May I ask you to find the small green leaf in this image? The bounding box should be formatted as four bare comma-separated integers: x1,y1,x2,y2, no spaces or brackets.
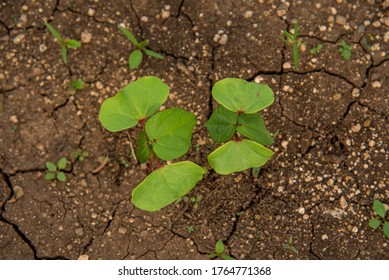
136,130,150,163
291,246,299,256
57,157,67,170
45,22,63,42
212,78,274,114
205,106,238,143
99,76,169,132
145,108,196,160
45,172,56,180
61,46,68,64
383,221,389,239
118,25,139,46
129,49,143,70
57,172,66,182
293,20,299,40
373,200,386,219
131,161,205,211
215,240,225,255
70,79,84,90
65,39,81,48
237,113,274,145
46,162,57,172
369,218,381,229
339,40,352,60
208,139,274,175
221,254,235,260
144,49,164,59
293,44,299,69
209,253,218,259
310,44,323,54
138,40,149,49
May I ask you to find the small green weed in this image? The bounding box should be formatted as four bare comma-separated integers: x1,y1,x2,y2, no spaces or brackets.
309,43,323,55
187,225,195,234
338,40,352,60
45,22,81,64
45,157,67,182
369,200,389,239
118,25,164,70
209,240,235,260
283,236,299,256
69,79,84,91
71,149,89,162
280,20,305,69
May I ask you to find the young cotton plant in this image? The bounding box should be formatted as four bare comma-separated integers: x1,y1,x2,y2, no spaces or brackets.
205,78,275,175
45,22,81,64
118,25,164,70
99,76,204,212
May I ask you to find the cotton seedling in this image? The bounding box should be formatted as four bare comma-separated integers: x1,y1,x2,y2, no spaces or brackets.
45,22,81,64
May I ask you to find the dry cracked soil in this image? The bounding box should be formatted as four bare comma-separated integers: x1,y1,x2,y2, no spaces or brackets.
0,0,388,260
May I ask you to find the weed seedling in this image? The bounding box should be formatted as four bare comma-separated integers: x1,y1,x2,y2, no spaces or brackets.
118,25,164,70
338,40,352,60
209,240,235,260
369,200,389,239
71,149,89,162
45,157,67,182
187,225,195,234
280,20,305,69
68,79,84,91
44,22,81,64
99,76,204,212
283,236,299,256
309,43,323,55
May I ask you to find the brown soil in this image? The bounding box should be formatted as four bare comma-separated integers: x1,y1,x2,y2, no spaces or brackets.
0,0,388,260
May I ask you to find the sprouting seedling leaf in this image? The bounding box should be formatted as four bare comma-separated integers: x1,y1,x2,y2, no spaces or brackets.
215,240,225,255
46,162,57,172
384,222,389,239
373,200,385,219
99,76,169,132
45,157,67,182
210,240,235,260
57,172,66,182
369,200,389,239
131,161,204,211
283,236,299,256
69,79,84,90
310,43,323,54
369,218,381,229
57,157,67,170
118,25,164,70
45,22,63,42
339,40,352,60
65,39,81,49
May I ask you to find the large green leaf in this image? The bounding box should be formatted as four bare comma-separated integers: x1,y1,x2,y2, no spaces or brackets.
212,78,274,114
205,106,238,142
132,161,205,211
146,108,196,160
208,139,274,174
99,76,169,132
136,130,150,163
237,113,274,146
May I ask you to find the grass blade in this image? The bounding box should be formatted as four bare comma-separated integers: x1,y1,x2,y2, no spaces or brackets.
45,22,63,42
144,49,164,59
65,39,81,48
293,44,299,69
61,46,68,64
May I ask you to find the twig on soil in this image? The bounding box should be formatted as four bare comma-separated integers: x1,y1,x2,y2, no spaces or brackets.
91,157,110,174
126,131,138,162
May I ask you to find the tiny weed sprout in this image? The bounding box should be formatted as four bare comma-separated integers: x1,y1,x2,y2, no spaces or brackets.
205,78,275,175
209,240,235,260
71,149,89,162
283,236,299,256
369,200,389,239
338,40,352,60
118,25,164,70
186,225,195,234
280,20,305,69
99,76,204,212
44,22,81,64
309,43,323,55
45,157,67,182
69,79,84,91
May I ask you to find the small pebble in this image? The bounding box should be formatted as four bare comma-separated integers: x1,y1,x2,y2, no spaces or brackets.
283,62,291,69
339,196,348,209
78,255,89,260
10,115,18,123
13,34,25,44
371,80,381,88
244,10,253,18
335,15,347,25
75,228,84,236
81,31,92,43
13,186,24,200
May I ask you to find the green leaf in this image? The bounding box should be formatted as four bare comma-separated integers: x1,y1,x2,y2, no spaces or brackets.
209,253,218,259
205,106,238,143
251,167,261,177
237,113,274,145
57,157,67,170
373,200,386,219
44,172,56,180
310,44,323,54
208,139,274,175
45,162,57,172
291,246,299,256
70,79,84,90
145,108,196,160
131,161,205,211
144,49,164,59
61,46,68,64
138,40,149,49
212,78,274,114
369,218,381,229
45,22,63,42
65,39,81,48
136,130,150,163
99,76,169,132
118,25,139,46
221,254,236,260
293,44,299,69
215,240,224,255
57,172,66,182
293,20,299,40
383,222,389,239
129,49,143,70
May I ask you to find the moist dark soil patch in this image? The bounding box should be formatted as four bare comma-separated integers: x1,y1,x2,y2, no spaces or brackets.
0,0,388,260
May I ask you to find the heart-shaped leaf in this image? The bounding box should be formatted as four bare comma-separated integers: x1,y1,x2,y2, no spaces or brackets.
205,106,238,142
99,76,169,132
369,218,381,229
129,49,143,70
212,78,274,114
146,108,196,160
237,113,274,145
373,200,386,219
208,139,274,174
132,161,205,211
136,130,150,163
